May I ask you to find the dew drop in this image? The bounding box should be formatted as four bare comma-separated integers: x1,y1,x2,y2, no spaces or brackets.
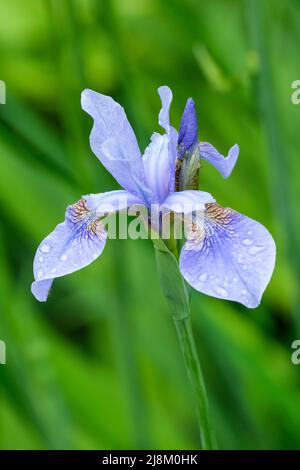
242,265,247,270
214,286,228,298
38,256,44,263
247,230,253,235
51,267,57,274
199,273,208,282
60,254,67,261
41,244,50,253
248,246,265,255
242,289,247,295
37,270,43,279
242,238,253,246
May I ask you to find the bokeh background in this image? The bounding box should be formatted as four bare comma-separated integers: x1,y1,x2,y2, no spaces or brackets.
0,0,299,450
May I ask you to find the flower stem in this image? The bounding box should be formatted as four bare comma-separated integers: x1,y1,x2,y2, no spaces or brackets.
154,239,216,449
173,315,215,450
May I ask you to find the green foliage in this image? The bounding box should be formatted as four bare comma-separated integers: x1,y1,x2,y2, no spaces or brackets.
0,0,299,449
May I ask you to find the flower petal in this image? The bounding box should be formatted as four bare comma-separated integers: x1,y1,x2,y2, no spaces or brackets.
199,142,239,178
81,89,150,201
178,98,198,158
83,190,144,214
143,132,170,203
31,190,140,302
158,85,172,132
179,203,276,308
162,190,215,214
157,86,178,192
31,220,107,302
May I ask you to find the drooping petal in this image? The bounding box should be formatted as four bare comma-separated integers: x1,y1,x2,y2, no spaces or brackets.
31,221,107,302
179,203,276,308
143,133,170,203
81,89,150,202
31,190,141,302
157,86,178,192
162,190,215,214
199,142,239,178
178,98,198,159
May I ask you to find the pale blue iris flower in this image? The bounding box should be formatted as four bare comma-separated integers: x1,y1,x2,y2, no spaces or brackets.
31,86,275,308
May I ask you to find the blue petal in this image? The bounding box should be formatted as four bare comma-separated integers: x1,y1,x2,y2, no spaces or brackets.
199,142,239,178
157,86,178,192
179,203,276,308
81,89,151,202
31,217,107,302
143,133,170,203
178,98,198,158
31,279,54,303
31,190,140,302
158,86,172,132
162,190,215,214
83,190,144,213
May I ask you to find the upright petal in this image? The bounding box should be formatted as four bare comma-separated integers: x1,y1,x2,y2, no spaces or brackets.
199,142,239,178
178,98,198,158
158,85,172,132
157,86,178,192
179,203,276,308
31,190,141,302
81,89,150,202
143,132,170,203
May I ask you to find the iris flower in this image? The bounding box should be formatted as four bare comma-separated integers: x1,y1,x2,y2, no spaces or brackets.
31,86,275,308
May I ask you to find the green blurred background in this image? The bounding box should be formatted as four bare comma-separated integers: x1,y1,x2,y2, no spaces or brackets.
0,0,299,450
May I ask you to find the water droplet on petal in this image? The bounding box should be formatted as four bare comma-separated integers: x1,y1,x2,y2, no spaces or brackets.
214,286,228,298
51,267,57,274
199,273,208,282
248,246,265,255
242,289,247,295
242,265,247,270
41,243,50,253
37,270,43,279
247,230,253,235
233,277,238,282
242,238,253,246
38,256,44,263
60,254,68,261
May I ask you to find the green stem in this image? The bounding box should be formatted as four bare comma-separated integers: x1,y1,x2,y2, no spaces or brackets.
154,239,216,449
174,316,215,450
